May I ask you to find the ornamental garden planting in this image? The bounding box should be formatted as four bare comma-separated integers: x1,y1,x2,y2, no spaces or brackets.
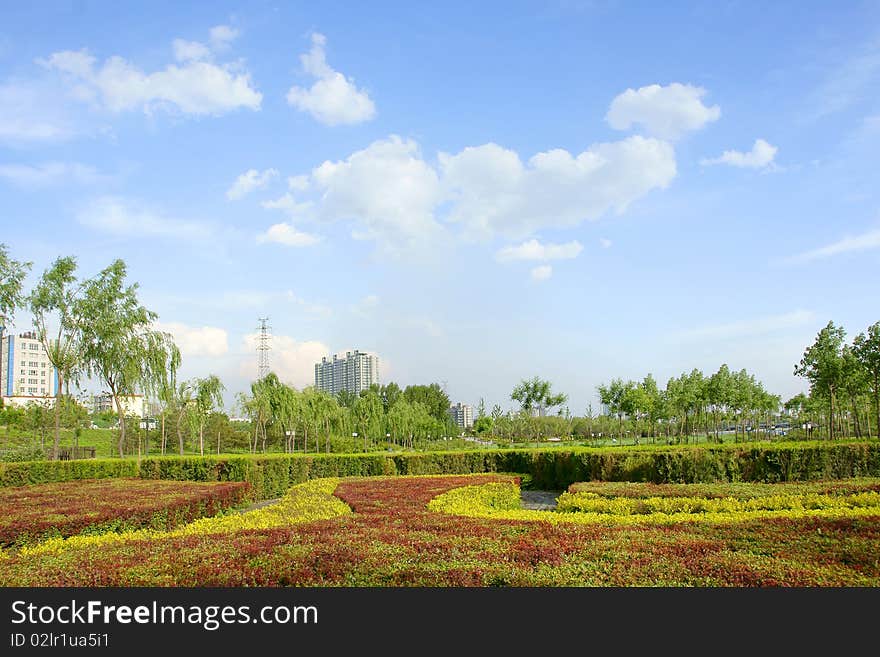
1,443,879,586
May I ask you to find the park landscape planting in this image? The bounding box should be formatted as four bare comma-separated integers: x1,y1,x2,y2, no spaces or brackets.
0,442,878,586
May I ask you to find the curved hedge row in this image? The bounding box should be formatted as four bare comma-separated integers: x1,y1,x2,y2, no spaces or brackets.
1,440,878,498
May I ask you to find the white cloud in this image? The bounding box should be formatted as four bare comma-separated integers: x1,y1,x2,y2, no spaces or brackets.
785,227,880,264
261,193,314,217
675,310,816,340
41,43,261,116
308,135,445,252
77,196,212,240
599,238,612,249
0,80,76,142
0,161,108,187
530,265,553,281
281,132,676,254
606,82,721,140
288,175,310,191
240,333,330,389
209,25,239,50
701,138,778,169
226,168,278,200
155,321,228,357
172,39,211,63
256,222,321,247
286,33,376,126
807,43,880,120
495,239,583,262
440,136,676,239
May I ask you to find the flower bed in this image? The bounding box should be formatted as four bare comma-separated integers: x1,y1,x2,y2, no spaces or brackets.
0,474,878,586
567,478,880,499
0,478,251,547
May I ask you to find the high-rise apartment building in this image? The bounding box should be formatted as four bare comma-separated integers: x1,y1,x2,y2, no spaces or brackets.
1,330,58,406
449,402,473,430
314,350,379,396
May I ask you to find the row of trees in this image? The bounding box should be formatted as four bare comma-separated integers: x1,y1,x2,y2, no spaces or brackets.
794,320,880,440
0,245,181,459
236,377,459,453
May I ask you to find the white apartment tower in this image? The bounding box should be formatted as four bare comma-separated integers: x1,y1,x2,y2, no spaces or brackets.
314,350,379,396
449,402,474,430
1,330,58,405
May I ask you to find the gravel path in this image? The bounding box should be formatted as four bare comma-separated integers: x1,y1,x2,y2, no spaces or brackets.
520,490,560,510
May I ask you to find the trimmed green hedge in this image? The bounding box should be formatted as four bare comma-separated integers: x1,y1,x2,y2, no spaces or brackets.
1,441,878,497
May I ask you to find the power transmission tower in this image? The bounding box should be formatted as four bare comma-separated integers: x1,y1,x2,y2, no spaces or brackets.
257,317,271,380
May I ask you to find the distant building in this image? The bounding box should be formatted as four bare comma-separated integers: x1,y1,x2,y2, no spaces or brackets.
314,350,379,397
1,329,58,406
92,393,145,418
449,402,474,430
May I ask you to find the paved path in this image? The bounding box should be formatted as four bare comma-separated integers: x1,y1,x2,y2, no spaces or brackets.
520,490,560,510
235,498,280,514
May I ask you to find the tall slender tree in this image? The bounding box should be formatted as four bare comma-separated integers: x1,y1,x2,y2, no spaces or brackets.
853,322,880,438
74,260,180,458
795,321,846,439
28,256,83,459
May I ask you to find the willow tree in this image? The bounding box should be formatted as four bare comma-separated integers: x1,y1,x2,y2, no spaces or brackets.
74,260,180,458
28,256,83,459
190,375,224,456
0,243,32,332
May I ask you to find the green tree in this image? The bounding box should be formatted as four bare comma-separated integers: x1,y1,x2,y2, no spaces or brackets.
74,260,181,458
0,243,32,330
512,376,568,416
28,256,84,459
853,322,880,438
794,321,846,439
191,375,225,456
473,415,493,435
402,383,450,423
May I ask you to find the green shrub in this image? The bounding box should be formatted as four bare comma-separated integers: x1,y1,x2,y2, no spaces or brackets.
1,441,878,493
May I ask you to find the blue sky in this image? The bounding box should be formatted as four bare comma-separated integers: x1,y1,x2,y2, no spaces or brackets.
2,0,879,413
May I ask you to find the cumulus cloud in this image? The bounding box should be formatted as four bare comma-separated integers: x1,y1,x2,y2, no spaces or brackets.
440,136,677,239
275,132,676,254
226,168,278,200
209,25,239,50
530,265,553,281
0,161,109,187
606,82,721,140
701,138,778,169
155,321,229,357
172,39,211,63
308,135,445,251
286,33,376,125
40,40,261,116
784,227,880,264
241,333,331,389
256,222,321,247
495,239,583,262
77,196,212,240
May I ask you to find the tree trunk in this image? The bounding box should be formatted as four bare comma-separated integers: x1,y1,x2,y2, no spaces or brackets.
52,372,63,460
199,424,204,456
113,392,126,459
177,410,185,455
161,413,166,455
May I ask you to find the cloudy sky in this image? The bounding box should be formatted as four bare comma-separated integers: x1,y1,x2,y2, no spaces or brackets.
2,1,879,413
